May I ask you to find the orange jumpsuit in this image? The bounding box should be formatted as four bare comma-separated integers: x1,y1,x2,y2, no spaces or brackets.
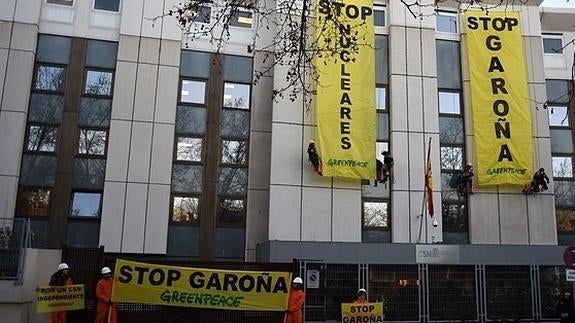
353,298,368,304
94,277,117,323
51,277,72,323
286,288,305,323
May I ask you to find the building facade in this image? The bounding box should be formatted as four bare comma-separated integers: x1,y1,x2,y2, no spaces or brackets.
1,0,575,321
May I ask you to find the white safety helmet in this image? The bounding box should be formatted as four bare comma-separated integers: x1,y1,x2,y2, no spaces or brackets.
57,263,69,271
101,267,112,275
293,277,303,284
358,288,367,295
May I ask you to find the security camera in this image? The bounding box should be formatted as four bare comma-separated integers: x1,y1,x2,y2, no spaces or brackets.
432,218,439,228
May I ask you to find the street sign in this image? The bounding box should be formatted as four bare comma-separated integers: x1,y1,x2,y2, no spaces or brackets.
566,269,575,282
306,269,320,289
564,246,575,269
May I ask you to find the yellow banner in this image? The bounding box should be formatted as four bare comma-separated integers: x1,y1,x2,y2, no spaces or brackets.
315,0,376,179
111,259,291,311
35,284,84,313
341,303,384,323
465,11,533,185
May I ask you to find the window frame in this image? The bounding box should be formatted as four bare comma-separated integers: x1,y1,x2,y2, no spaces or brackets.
362,199,390,230
82,68,115,98
33,63,67,94
174,135,204,163
222,81,252,110
77,127,108,157
438,90,462,116
552,155,574,180
220,138,249,166
68,190,103,218
228,7,254,29
542,33,564,54
46,0,74,6
24,123,59,154
547,105,570,128
170,194,201,225
373,3,387,29
179,77,208,106
92,0,121,13
16,186,53,218
435,10,459,34
216,197,246,227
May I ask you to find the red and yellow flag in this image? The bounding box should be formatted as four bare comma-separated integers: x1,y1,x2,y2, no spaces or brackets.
425,139,434,217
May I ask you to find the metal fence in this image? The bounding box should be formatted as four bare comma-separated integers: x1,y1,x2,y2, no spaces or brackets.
299,261,568,322
0,217,28,280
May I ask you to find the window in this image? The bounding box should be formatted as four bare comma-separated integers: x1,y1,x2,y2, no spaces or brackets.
218,199,244,224
548,106,569,127
553,156,573,178
17,188,51,217
557,209,575,232
172,196,200,223
229,9,253,28
218,168,248,195
78,129,107,155
436,41,461,89
94,0,120,12
441,146,463,170
172,164,203,193
221,140,247,164
35,65,65,92
47,0,73,6
194,6,212,24
376,87,386,110
223,83,251,109
26,125,57,152
439,91,461,114
70,192,101,217
176,137,203,162
436,12,458,33
363,201,389,228
84,70,113,96
374,4,386,27
442,203,466,231
181,80,206,104
221,109,250,138
543,34,563,54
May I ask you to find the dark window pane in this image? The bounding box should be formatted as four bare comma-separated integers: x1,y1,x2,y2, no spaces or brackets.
429,266,476,321
86,40,118,69
441,146,463,170
172,196,200,223
443,232,469,244
167,225,199,257
374,6,385,27
439,92,461,114
441,172,459,202
442,202,467,231
546,79,569,104
79,129,107,155
37,35,71,64
436,14,458,33
557,209,575,232
20,155,57,186
543,37,563,54
15,219,49,248
221,140,247,164
437,40,461,89
17,188,51,217
35,66,65,91
66,221,99,247
553,157,573,178
29,94,64,124
215,227,245,258
375,87,386,110
72,158,106,189
229,10,253,28
94,0,120,11
555,180,575,207
548,106,569,126
218,199,244,224
172,164,203,193
362,230,391,242
223,83,250,109
84,70,113,96
439,117,464,144
180,51,211,78
47,0,74,6
194,6,212,24
218,167,247,195
181,80,206,104
550,129,574,154
78,98,112,127
377,112,389,141
176,137,202,161
485,266,532,320
176,106,206,135
375,35,388,84
363,201,388,228
224,55,253,83
70,192,101,217
221,109,249,138
26,125,57,152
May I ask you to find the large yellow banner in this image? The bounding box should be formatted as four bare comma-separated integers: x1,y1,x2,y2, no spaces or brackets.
341,303,384,322
465,11,533,185
111,259,291,311
35,284,84,313
315,0,376,179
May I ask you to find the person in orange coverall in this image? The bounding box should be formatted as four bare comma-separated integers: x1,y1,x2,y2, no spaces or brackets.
353,288,368,304
285,277,305,323
49,263,73,323
94,267,117,323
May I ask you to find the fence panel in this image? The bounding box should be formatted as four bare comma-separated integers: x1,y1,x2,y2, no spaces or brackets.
428,265,478,322
368,264,420,321
539,265,568,320
485,265,533,321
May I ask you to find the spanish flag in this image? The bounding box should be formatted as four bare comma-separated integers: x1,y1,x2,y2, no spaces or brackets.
425,138,434,217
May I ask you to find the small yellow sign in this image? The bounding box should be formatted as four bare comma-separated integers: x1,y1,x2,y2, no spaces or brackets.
111,259,291,311
35,284,85,313
341,302,384,323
